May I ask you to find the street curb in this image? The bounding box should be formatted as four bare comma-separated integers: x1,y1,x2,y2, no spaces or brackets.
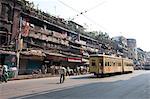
8,74,59,81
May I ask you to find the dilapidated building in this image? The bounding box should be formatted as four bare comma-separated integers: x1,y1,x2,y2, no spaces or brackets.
0,0,134,75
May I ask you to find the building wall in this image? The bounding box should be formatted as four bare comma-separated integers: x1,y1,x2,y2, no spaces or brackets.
137,48,146,66
145,52,150,64
112,36,128,58
127,39,137,62
11,3,21,42
0,0,12,46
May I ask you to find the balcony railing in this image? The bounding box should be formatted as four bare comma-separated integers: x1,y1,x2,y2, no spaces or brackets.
28,28,69,46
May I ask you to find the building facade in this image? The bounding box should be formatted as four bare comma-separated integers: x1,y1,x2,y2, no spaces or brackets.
0,0,22,70
127,39,138,64
0,0,104,75
112,36,128,58
1,0,142,75
137,48,146,66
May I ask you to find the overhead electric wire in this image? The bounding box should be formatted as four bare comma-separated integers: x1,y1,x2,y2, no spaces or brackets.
57,0,79,13
73,0,106,19
87,1,106,12
57,0,109,31
58,0,106,21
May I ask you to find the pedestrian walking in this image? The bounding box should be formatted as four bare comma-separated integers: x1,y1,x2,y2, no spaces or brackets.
59,66,66,84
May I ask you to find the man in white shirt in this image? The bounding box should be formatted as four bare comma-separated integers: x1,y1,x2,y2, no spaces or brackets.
59,66,66,83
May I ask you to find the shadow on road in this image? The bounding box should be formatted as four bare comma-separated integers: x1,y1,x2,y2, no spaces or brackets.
47,82,60,84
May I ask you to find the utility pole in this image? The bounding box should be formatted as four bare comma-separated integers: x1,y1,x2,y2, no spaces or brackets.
16,17,22,77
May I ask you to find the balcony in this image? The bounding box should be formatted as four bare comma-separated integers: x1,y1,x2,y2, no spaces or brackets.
75,40,86,45
29,28,69,45
52,31,68,41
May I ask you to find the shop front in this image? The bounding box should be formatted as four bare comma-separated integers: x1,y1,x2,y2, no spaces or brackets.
0,50,16,68
19,50,45,74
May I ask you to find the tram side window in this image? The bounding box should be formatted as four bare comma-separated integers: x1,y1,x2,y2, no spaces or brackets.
126,63,128,66
128,63,131,66
109,62,112,66
127,63,133,67
91,60,96,66
105,62,107,66
109,62,110,66
105,62,110,66
113,62,116,66
125,63,127,66
118,63,121,66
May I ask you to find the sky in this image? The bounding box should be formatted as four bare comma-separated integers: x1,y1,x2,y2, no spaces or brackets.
28,0,150,51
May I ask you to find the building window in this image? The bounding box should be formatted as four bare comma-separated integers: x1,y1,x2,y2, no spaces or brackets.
0,27,8,46
113,62,116,66
0,35,7,45
0,3,12,21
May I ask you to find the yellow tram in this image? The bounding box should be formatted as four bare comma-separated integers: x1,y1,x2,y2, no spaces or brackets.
89,54,134,76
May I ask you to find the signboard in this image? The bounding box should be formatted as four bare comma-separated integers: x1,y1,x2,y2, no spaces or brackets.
68,58,82,62
46,55,67,61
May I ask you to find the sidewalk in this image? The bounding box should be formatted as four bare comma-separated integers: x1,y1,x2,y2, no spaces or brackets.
8,73,89,81
8,73,59,81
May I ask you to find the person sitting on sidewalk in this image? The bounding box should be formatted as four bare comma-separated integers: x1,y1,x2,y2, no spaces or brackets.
1,65,8,83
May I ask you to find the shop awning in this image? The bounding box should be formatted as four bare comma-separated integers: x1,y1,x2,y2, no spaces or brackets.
21,50,46,57
60,51,82,57
0,50,16,55
44,52,66,57
44,52,67,61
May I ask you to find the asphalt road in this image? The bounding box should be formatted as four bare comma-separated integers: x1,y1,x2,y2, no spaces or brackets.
1,70,150,99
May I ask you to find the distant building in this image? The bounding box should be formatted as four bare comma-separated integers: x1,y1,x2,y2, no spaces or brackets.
112,36,128,58
145,52,150,64
127,39,137,64
142,51,150,70
137,48,146,66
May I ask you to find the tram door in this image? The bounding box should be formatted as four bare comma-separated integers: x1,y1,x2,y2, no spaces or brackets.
98,57,103,73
